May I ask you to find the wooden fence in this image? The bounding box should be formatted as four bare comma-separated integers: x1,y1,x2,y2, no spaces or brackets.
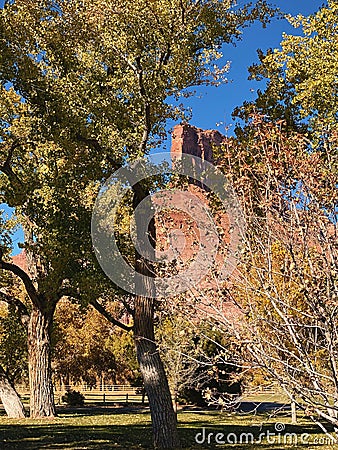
16,384,147,406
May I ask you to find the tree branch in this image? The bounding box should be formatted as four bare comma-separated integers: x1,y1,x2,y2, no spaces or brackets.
57,285,81,301
76,135,123,173
118,296,134,317
0,289,29,328
0,256,40,308
90,298,133,332
0,140,23,185
76,134,103,153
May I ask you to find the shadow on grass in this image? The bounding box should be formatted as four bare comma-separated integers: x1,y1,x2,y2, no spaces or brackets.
180,416,330,449
0,422,152,449
0,410,334,449
56,404,150,416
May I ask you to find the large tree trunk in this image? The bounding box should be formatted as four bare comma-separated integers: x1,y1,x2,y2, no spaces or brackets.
134,296,181,449
0,365,26,418
133,182,180,449
28,306,56,418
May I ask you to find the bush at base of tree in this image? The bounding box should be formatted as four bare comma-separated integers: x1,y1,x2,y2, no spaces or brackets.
61,390,85,407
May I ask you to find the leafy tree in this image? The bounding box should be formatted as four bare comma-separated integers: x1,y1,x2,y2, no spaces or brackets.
0,77,122,419
0,95,92,418
157,308,242,410
157,313,203,410
53,299,139,387
106,327,141,386
0,0,274,446
234,0,338,144
0,302,28,385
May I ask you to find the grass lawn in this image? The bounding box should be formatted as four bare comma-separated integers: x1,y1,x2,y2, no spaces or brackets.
0,406,336,449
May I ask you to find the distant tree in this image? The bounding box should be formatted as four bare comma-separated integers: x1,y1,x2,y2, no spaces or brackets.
0,215,26,417
52,299,139,387
106,327,141,386
0,302,28,385
157,309,242,410
157,313,203,411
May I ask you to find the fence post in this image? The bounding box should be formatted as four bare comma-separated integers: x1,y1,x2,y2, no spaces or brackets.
291,401,297,424
103,393,106,404
126,393,129,404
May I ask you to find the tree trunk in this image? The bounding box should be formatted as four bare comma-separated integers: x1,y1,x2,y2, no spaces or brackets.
133,181,180,449
0,365,26,418
134,295,181,449
28,306,56,418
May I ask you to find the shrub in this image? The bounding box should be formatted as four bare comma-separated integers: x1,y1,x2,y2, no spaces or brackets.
61,390,85,407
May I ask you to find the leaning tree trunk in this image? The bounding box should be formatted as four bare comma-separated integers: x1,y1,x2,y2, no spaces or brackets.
134,295,181,449
133,182,180,449
28,305,56,418
0,365,26,418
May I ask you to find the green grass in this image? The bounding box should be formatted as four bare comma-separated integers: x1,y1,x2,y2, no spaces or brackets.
241,393,288,404
0,407,336,449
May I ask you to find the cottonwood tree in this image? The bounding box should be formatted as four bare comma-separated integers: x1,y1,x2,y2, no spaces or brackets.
0,0,274,446
0,84,115,417
206,117,338,439
234,0,338,141
53,299,139,387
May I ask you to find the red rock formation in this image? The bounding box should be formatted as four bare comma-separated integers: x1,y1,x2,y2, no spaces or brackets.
165,124,241,321
12,250,28,273
171,123,226,163
153,123,234,303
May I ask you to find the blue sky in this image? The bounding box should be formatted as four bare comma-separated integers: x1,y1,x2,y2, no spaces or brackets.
183,0,324,133
0,0,327,253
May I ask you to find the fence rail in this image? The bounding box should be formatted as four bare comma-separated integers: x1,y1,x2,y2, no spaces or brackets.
16,384,139,393
15,384,147,406
61,384,141,393
55,391,146,405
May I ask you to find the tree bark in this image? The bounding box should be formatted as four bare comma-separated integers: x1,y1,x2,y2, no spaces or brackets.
133,181,180,449
28,305,56,418
134,296,181,449
0,365,26,418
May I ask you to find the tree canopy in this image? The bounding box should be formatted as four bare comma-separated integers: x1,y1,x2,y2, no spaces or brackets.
235,0,338,142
